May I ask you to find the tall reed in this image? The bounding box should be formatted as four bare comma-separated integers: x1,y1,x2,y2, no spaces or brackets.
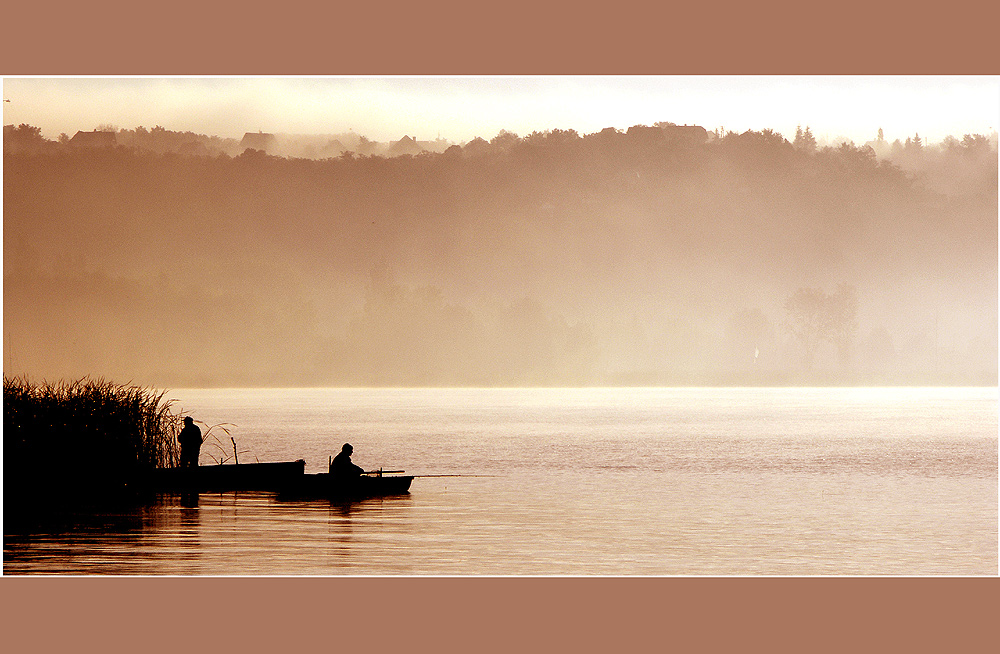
4,376,182,521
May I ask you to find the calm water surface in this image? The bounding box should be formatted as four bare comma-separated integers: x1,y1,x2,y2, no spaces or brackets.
4,387,997,575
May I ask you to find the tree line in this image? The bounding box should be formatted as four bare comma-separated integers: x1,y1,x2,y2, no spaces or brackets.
4,120,996,386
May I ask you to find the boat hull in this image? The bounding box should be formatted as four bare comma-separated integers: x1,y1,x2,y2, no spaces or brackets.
147,460,306,493
278,473,413,501
143,461,412,500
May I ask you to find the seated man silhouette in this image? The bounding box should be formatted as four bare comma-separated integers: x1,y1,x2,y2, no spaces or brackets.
330,443,364,479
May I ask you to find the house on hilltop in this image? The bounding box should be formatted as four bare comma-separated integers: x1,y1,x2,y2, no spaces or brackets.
388,135,424,156
317,139,347,158
240,131,276,153
386,135,450,157
70,130,117,148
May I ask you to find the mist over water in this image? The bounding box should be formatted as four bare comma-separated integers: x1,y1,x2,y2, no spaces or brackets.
4,123,996,388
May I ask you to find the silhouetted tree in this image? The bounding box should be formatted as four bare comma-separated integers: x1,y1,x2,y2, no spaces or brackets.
960,133,991,156
904,133,923,155
723,129,793,165
784,287,828,370
356,135,379,156
784,284,858,370
490,129,520,153
834,142,877,171
4,123,46,152
827,284,859,368
941,135,961,151
462,137,490,157
794,125,817,152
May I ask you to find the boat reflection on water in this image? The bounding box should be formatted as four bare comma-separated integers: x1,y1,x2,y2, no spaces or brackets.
4,478,419,575
276,490,415,517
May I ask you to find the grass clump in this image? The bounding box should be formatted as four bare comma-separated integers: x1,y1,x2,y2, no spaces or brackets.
4,376,182,523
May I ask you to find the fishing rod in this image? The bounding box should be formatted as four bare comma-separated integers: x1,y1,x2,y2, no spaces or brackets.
409,474,498,478
362,469,497,478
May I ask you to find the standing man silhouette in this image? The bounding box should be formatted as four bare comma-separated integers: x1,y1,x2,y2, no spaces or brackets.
178,417,203,468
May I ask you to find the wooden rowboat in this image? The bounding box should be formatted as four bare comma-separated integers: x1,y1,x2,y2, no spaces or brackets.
144,460,414,500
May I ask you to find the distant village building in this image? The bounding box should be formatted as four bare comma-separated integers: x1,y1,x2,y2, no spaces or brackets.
317,139,347,158
240,131,276,152
388,135,425,157
69,130,117,148
864,128,892,159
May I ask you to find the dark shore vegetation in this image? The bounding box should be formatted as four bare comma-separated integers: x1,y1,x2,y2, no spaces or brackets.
3,376,181,527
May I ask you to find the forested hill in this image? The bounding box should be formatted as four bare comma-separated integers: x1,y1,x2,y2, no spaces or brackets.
4,124,997,387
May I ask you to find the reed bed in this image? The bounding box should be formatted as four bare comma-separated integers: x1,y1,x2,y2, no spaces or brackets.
4,376,182,522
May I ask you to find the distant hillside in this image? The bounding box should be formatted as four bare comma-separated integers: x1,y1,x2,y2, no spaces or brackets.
4,123,996,386
4,123,454,159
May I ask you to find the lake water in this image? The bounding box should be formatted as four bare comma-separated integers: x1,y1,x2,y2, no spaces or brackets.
3,387,997,575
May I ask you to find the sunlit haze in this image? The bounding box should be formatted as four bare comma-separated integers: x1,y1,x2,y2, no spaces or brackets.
3,76,997,146
3,76,998,388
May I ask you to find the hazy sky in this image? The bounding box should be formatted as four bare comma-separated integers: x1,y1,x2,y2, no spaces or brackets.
3,76,998,146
